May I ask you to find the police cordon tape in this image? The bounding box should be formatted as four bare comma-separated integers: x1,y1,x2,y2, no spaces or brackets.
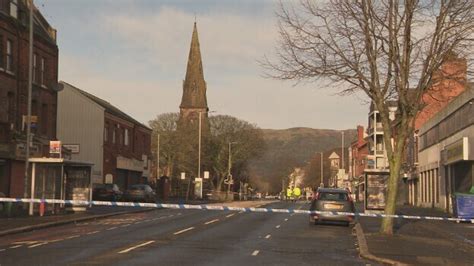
1,197,473,223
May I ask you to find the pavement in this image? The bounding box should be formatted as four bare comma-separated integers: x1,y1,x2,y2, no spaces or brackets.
356,204,474,265
0,201,369,265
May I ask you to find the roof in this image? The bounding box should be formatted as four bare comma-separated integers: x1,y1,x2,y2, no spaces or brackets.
328,152,340,159
180,22,208,109
60,81,151,131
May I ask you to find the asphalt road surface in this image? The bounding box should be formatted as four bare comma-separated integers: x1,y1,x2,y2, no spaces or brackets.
0,201,368,265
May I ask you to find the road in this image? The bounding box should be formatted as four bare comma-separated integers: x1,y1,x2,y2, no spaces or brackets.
0,201,367,265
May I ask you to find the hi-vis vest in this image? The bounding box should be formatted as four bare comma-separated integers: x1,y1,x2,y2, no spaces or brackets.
286,188,292,197
293,187,301,196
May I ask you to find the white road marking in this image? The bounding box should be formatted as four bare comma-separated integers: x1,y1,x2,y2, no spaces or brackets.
173,227,195,235
86,231,100,235
239,211,244,214
226,213,235,218
120,224,130,228
118,240,155,254
265,234,271,239
0,249,5,252
252,250,260,256
135,221,143,224
276,225,281,229
284,218,289,222
9,245,22,249
66,235,80,239
28,242,48,248
205,219,220,225
107,227,118,231
12,241,38,245
290,214,295,217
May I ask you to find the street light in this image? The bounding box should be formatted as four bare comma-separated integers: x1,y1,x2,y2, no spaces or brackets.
226,141,238,195
320,151,324,188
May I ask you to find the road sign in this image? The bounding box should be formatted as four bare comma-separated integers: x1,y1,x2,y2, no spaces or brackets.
204,171,209,179
181,172,186,180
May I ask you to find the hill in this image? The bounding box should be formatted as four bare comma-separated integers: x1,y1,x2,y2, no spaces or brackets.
248,127,357,193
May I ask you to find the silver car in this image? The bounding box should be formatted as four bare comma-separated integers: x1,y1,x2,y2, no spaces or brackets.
309,188,355,226
124,184,156,203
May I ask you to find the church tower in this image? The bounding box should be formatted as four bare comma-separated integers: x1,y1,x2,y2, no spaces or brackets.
179,22,209,125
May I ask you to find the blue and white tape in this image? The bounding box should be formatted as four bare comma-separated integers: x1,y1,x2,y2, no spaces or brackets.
1,197,473,223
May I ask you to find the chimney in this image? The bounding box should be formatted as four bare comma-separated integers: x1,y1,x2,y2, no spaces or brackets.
357,125,364,144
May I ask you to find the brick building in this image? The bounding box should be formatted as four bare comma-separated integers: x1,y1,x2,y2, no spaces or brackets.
348,125,368,201
0,0,58,197
57,82,152,190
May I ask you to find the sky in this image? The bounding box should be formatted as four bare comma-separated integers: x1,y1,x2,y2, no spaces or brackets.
36,0,368,130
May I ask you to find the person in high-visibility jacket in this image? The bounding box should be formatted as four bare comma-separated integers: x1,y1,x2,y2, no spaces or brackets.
286,188,293,201
293,187,301,201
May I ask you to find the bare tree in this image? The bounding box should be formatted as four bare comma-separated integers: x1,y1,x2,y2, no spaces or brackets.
263,0,474,235
149,113,181,177
209,115,265,191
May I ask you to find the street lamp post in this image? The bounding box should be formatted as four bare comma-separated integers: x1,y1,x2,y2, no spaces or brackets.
26,0,34,215
320,152,324,187
227,141,237,196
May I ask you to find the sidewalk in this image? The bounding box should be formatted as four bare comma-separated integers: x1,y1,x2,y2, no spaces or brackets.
357,205,474,265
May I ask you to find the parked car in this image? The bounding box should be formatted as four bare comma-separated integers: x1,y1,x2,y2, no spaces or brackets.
92,183,123,201
309,188,355,226
124,184,156,203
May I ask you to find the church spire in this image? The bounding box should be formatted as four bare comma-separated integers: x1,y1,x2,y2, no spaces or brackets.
180,22,208,109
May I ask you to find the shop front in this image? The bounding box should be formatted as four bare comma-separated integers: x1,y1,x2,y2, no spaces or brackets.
442,137,474,213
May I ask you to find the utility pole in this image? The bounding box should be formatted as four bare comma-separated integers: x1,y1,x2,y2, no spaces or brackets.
320,151,323,187
198,111,202,179
156,133,160,178
227,142,237,195
341,131,345,170
25,0,34,209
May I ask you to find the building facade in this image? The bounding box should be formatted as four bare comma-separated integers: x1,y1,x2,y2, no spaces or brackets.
348,125,369,201
57,82,152,190
0,0,58,197
416,84,474,212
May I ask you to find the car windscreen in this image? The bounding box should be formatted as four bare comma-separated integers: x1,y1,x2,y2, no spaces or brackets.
318,192,348,201
130,185,145,190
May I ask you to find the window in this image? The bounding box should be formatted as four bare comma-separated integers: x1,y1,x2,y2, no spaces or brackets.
33,53,37,83
40,57,45,85
124,128,129,146
104,125,108,142
112,127,116,144
0,35,3,69
6,39,13,72
10,0,18,18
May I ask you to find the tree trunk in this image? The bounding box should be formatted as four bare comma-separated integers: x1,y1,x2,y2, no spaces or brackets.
380,144,403,235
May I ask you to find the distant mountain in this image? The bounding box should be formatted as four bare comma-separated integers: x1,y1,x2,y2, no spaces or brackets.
248,127,357,193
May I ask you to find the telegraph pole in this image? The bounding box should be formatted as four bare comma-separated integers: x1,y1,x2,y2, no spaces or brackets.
156,133,160,179
24,0,34,204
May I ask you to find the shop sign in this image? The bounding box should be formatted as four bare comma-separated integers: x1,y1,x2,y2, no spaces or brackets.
49,141,62,154
63,144,80,154
446,137,468,165
116,156,144,172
